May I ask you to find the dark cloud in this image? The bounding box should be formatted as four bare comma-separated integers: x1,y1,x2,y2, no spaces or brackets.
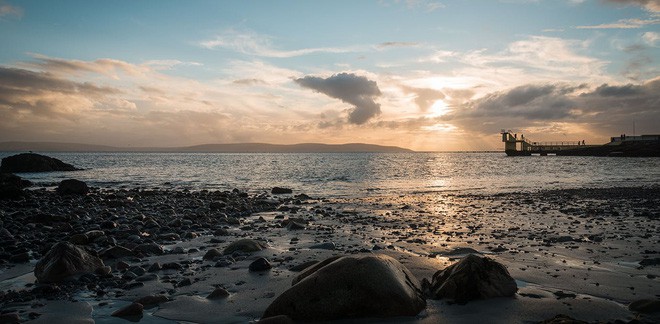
295,73,382,125
0,66,122,118
448,78,660,136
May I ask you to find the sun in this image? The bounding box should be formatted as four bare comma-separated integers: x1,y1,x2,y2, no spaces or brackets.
428,100,450,117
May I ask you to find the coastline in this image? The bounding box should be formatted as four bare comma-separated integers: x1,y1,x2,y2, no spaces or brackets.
1,185,659,323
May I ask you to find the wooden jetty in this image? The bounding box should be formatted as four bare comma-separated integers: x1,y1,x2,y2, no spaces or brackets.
500,130,660,157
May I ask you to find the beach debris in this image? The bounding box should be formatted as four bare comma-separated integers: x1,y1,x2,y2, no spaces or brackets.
0,153,81,173
223,238,267,255
539,314,588,324
271,187,293,194
629,299,660,313
56,179,89,195
427,254,517,303
111,302,144,319
34,241,105,283
262,254,426,321
207,287,230,299
249,257,272,272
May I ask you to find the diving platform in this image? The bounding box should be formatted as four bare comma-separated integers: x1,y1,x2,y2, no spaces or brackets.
501,130,597,156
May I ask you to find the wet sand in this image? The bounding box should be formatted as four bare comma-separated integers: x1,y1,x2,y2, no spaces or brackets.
0,186,658,323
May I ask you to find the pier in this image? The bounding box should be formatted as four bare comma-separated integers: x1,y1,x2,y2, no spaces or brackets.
501,130,597,156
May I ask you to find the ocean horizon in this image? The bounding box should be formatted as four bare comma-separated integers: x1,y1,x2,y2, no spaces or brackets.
3,151,658,197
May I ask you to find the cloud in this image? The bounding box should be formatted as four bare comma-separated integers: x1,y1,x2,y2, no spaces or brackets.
22,54,149,78
447,78,660,137
401,0,445,11
0,66,125,119
400,86,445,112
143,60,202,70
200,30,359,58
576,17,659,29
0,1,22,18
295,73,382,124
377,42,420,49
603,0,660,12
643,31,660,45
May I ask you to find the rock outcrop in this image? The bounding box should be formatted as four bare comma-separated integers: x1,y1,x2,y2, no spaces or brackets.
262,254,426,321
427,254,517,303
34,242,105,283
0,153,81,173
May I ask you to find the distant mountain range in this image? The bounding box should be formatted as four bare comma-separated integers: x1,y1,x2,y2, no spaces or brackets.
0,141,414,153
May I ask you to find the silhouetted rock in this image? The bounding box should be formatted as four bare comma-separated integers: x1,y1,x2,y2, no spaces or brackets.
428,254,517,303
0,153,80,173
262,254,425,321
0,173,30,200
34,242,105,283
271,187,293,194
56,179,89,195
223,238,267,255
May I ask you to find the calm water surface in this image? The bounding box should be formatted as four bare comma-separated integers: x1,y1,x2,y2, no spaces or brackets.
1,152,659,197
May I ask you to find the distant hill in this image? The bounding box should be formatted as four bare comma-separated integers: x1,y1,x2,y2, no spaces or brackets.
0,141,414,153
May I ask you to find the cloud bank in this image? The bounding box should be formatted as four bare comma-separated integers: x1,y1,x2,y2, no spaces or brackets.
295,73,382,125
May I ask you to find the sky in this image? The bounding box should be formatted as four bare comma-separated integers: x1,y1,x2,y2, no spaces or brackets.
0,0,659,151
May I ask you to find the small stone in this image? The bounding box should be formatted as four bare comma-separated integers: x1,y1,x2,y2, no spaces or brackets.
148,262,162,272
177,278,192,287
111,302,143,318
207,287,230,299
56,179,89,195
309,242,335,250
539,314,588,324
223,239,267,255
249,257,272,272
203,248,222,260
135,295,169,306
271,187,293,194
0,313,20,324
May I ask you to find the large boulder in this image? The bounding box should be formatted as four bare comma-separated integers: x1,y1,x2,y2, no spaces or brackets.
56,179,89,195
0,153,81,173
0,173,31,200
262,254,426,321
34,242,105,283
428,254,517,303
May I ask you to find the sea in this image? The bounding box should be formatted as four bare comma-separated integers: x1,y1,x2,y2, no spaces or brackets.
2,152,659,197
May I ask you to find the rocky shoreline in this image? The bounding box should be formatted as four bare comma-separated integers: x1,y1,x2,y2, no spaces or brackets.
0,181,659,323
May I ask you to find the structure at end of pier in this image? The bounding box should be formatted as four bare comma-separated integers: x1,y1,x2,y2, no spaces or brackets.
500,130,594,156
